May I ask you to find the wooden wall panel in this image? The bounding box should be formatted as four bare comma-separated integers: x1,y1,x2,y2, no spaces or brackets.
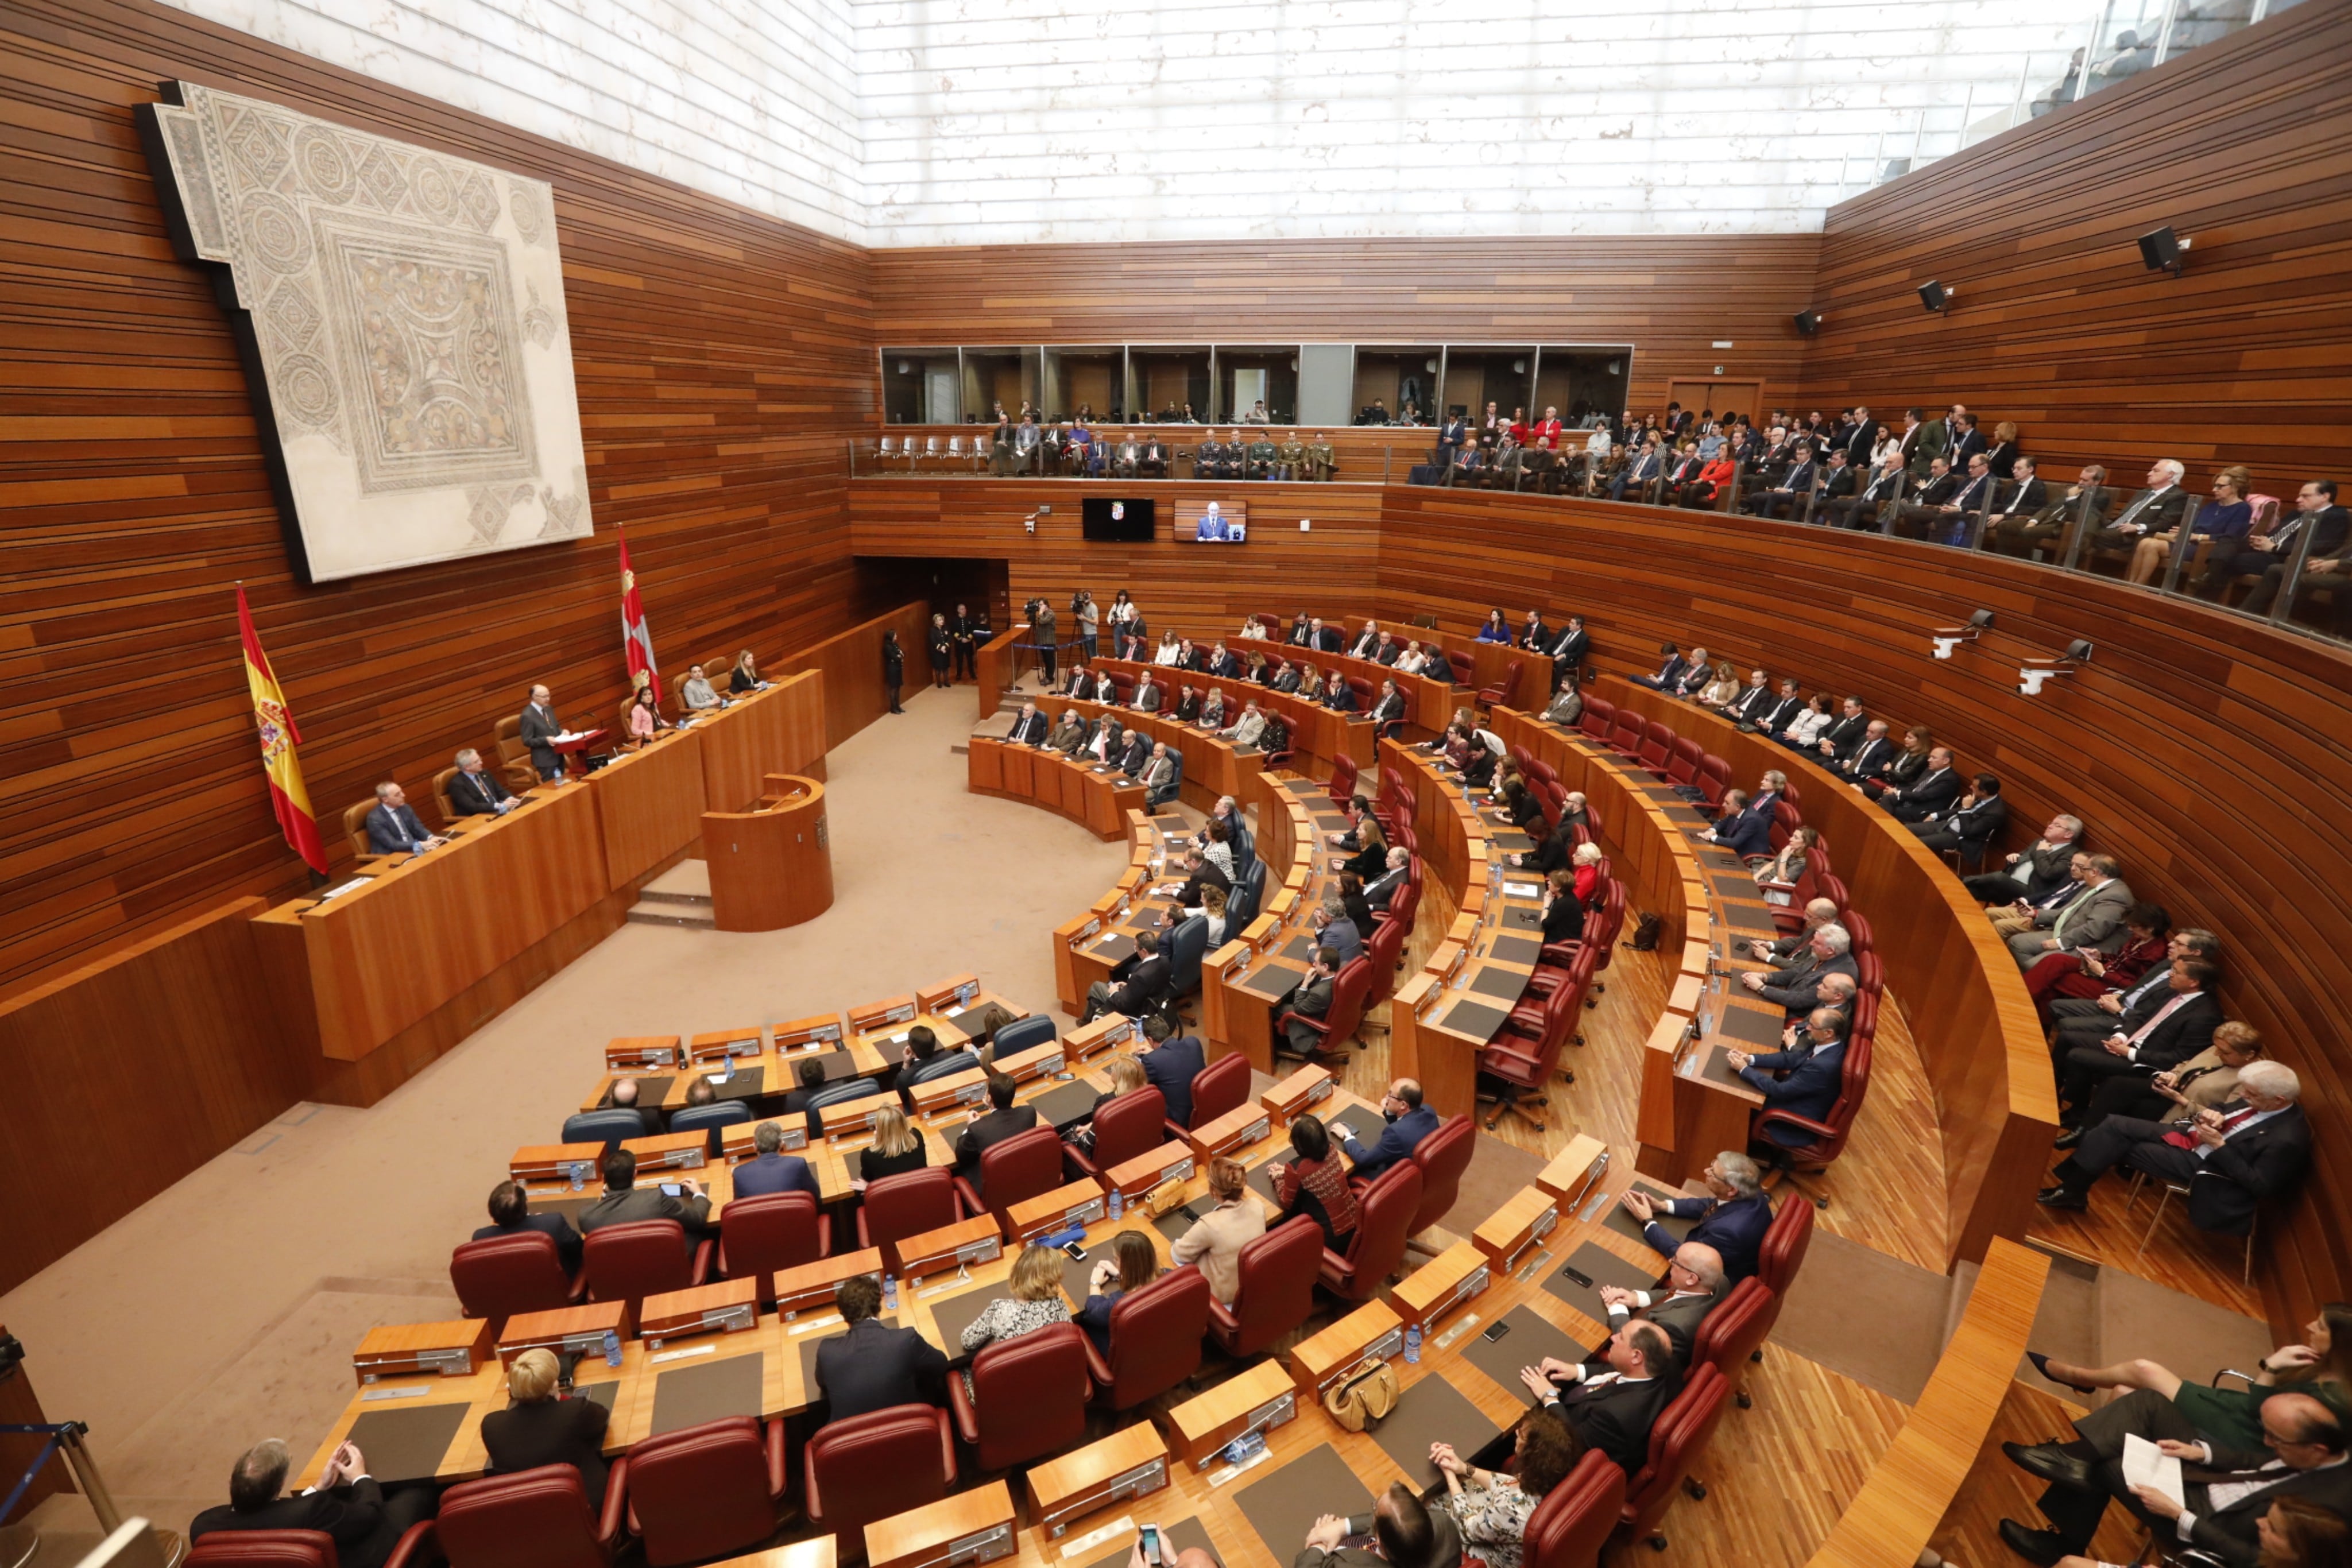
1376,486,2352,1333
1798,2,2352,488
0,0,874,1000
848,479,1389,643
866,236,1820,421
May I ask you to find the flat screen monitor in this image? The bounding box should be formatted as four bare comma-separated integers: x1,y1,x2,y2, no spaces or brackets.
1177,500,1248,543
1081,497,1156,542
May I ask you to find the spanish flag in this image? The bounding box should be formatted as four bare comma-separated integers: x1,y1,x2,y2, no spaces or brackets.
238,586,328,874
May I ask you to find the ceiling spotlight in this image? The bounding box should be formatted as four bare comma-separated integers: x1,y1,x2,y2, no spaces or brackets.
2138,226,2191,274
1919,281,1952,313
1793,310,1821,336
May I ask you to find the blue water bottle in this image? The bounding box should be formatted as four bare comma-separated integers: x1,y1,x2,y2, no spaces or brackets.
882,1272,898,1313
602,1329,622,1368
1107,1186,1124,1221
1404,1322,1422,1364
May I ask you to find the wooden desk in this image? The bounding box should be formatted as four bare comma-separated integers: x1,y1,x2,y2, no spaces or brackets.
1061,698,1266,815
706,773,834,931
584,725,707,889
969,737,1147,841
253,780,609,1063
697,669,827,811
610,1315,786,1446
1058,655,1373,775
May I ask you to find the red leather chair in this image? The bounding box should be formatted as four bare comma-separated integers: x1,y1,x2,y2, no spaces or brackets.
1840,909,1874,956
1085,1266,1212,1410
1179,1052,1251,1135
1327,753,1360,806
1689,1277,1780,1407
1208,1217,1324,1357
1381,873,1422,938
582,1219,710,1307
1663,736,1704,796
1635,720,1673,775
857,1168,963,1268
1756,1191,1815,1298
1527,885,1620,998
620,1415,786,1566
1480,961,1584,1130
954,1126,1066,1224
948,1322,1093,1471
1620,1364,1730,1550
1363,913,1410,1005
1276,955,1373,1060
1403,1114,1474,1237
1754,1036,1872,1193
1576,696,1613,740
451,1232,583,1329
1606,711,1644,761
1475,661,1517,714
804,1404,956,1564
1521,1450,1626,1568
1695,754,1730,813
419,1462,628,1568
1855,950,1884,998
1063,1087,1168,1183
187,1531,339,1567
1318,1162,1421,1301
1813,872,1851,917
717,1191,830,1290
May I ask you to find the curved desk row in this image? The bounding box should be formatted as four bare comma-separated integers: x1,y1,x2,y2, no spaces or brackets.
1200,778,1339,1071
1058,696,1268,813
1047,654,1376,778
968,735,1147,839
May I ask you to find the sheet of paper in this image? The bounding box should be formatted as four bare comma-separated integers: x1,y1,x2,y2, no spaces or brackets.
2122,1434,2185,1508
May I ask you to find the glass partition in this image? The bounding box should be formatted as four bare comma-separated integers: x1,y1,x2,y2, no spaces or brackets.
1128,349,1213,424
1042,347,1125,422
1212,344,1299,425
1533,348,1632,427
880,348,960,424
1351,347,1440,426
961,347,1042,424
1438,347,1537,428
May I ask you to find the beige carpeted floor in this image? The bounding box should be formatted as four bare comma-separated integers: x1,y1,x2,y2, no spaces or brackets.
1,682,1125,1550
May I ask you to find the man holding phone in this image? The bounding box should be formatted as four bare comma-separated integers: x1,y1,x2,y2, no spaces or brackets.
577,1147,711,1256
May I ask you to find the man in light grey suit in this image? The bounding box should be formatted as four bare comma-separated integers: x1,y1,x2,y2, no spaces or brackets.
519,684,566,780
2007,853,2132,969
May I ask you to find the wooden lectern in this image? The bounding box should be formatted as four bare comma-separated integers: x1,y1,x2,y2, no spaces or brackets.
705,773,834,931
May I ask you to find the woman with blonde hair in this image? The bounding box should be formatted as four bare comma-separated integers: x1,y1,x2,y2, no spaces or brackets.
854,1104,927,1190
1068,1054,1148,1156
958,1242,1073,1395
481,1346,610,1506
1699,660,1740,707
1297,663,1325,702
1570,839,1606,905
1172,1157,1265,1304
1755,824,1819,901
2130,464,2253,584
730,649,763,694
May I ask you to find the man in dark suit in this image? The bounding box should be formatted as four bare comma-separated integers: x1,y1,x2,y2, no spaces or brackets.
1171,847,1231,910
1829,452,1909,530
1742,925,1858,1017
1839,406,1879,467
1326,677,1360,714
518,684,567,781
1811,696,1870,764
1590,1242,1724,1370
1368,681,1407,727
1608,439,1664,502
952,1073,1039,1192
1742,444,1818,519
1704,788,1774,860
1274,948,1339,1058
1947,409,1986,472
1619,1151,1775,1280
1995,465,2112,559
896,1025,980,1106
1883,747,1962,823
2088,458,2191,553
1364,847,1411,911
578,1148,712,1253
363,781,445,854
1998,1388,2351,1568
1519,1319,1676,1473
1082,928,1170,1023
1139,1017,1207,1126
1832,721,1893,784
601,1075,663,1136
1348,623,1382,660
2229,481,2351,616
1732,1011,1850,1147
1005,700,1049,745
815,1275,949,1420
2049,930,2223,1051
730,1120,821,1198
1339,1079,1438,1180
1987,455,2048,531
474,1179,582,1272
1958,807,2079,901
1545,615,1588,686
191,1438,435,1568
1116,728,1152,777
1206,641,1244,680
2038,1061,2307,1224
1631,642,1688,691
1914,773,2012,856
1890,455,1960,539
1743,678,1804,737
447,749,516,816
2051,959,2223,1110
1295,1481,1463,1568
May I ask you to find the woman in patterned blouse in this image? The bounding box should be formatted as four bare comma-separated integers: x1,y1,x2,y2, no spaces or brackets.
1269,1114,1358,1250
957,1242,1073,1397
1431,1410,1584,1568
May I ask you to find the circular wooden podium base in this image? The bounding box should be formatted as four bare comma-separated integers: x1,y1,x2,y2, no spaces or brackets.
703,773,835,931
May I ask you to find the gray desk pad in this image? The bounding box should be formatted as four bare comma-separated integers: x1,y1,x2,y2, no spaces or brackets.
606,1075,672,1108
1711,1003,1787,1050
575,1381,620,1411
1468,967,1529,1002
789,1049,861,1084
1540,1242,1663,1323
929,1282,1015,1353
1716,902,1778,935
1076,1518,1221,1568
701,1066,767,1102
1497,905,1543,933
1488,934,1544,966
1092,932,1139,963
1030,1080,1103,1129
1234,1444,1374,1563
1689,1045,1755,1093
1368,1374,1502,1490
344,1401,470,1483
1278,934,1317,963
1155,1200,1211,1243
647,1350,765,1435
1598,1184,1697,1246
1437,998,1512,1043
1453,1306,1588,1398
1239,963,1305,1002
1693,845,1748,874
531,1194,596,1226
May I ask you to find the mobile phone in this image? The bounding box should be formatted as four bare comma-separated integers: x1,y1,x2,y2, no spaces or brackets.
1559,1264,1593,1289
660,1182,682,1197
1139,1526,1163,1568
1481,1321,1512,1343
1062,1241,1088,1261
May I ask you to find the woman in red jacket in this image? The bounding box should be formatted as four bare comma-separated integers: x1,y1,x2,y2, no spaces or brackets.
2021,902,2171,1026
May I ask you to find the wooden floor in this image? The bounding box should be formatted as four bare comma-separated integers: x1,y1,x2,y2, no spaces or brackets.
2026,1159,2264,1320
